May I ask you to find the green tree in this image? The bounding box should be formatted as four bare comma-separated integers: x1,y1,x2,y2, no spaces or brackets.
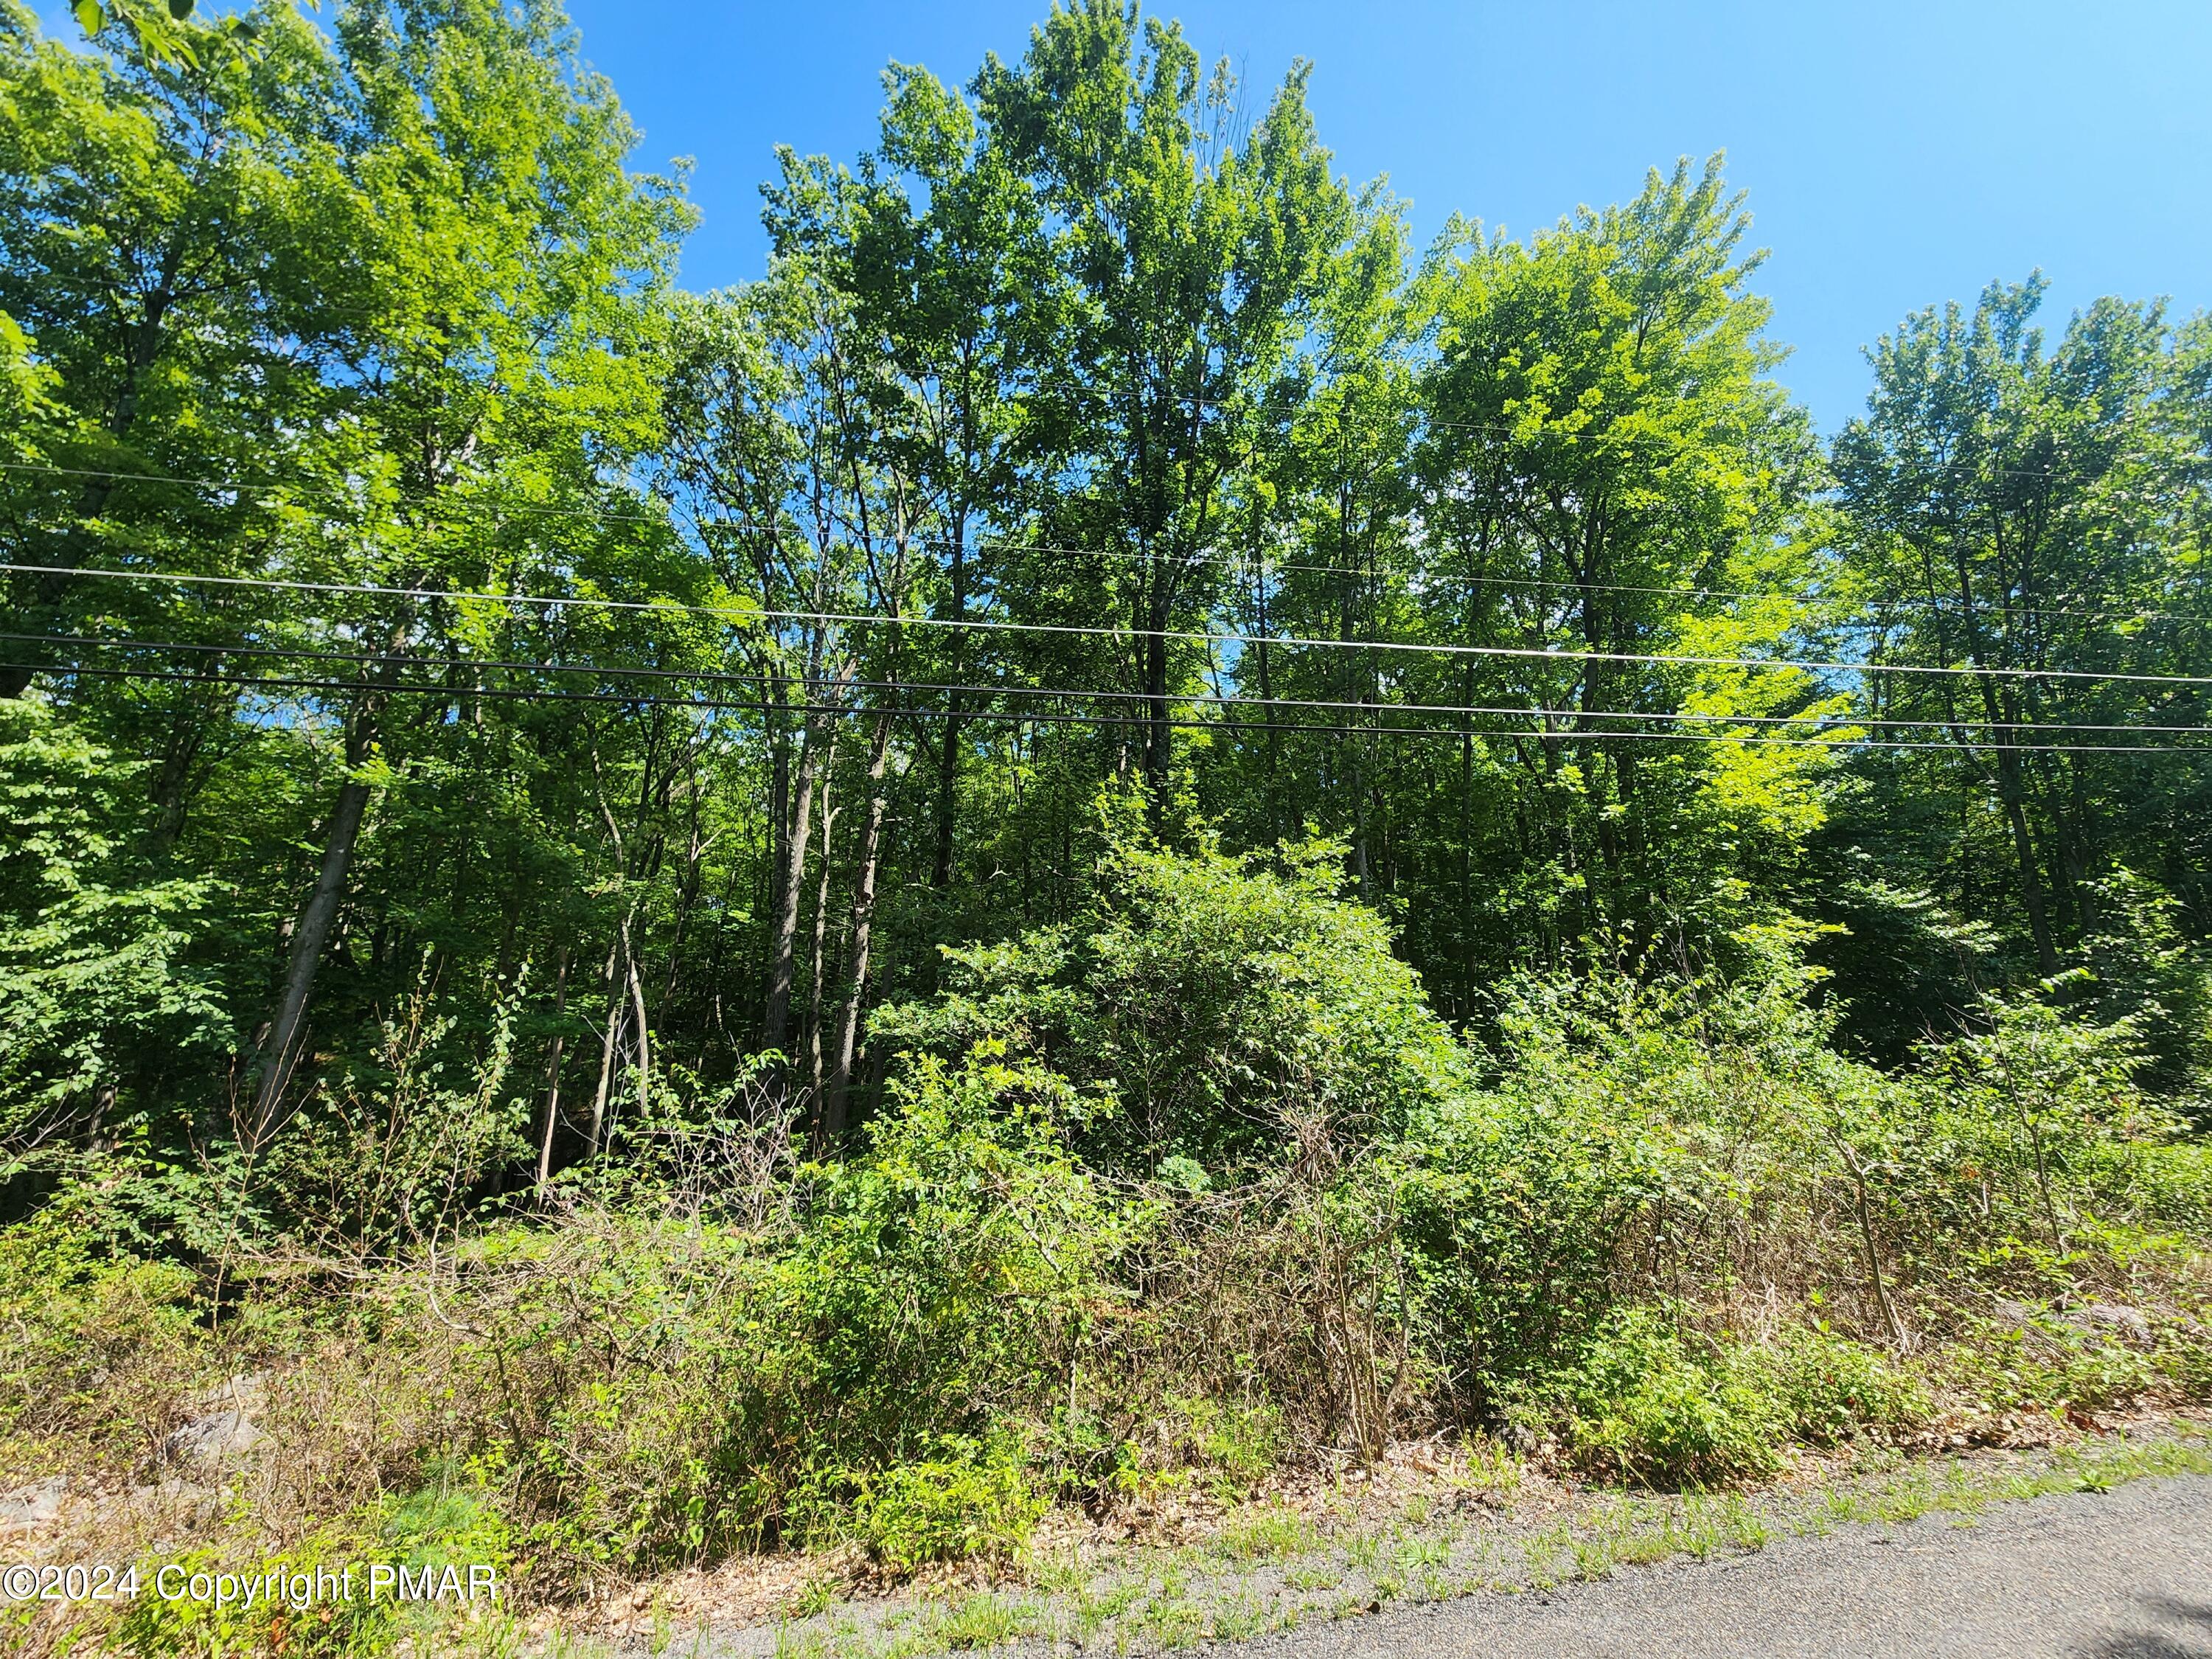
0,698,222,1165
1401,156,1827,995
1834,275,2205,973
976,0,1359,794
0,0,695,1145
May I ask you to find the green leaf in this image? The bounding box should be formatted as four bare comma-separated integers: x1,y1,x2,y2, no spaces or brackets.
71,0,104,37
167,0,195,18
125,12,198,68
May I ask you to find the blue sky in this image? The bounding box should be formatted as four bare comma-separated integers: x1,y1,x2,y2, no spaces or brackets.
561,0,2212,431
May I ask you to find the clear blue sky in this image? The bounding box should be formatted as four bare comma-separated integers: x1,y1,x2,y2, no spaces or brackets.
561,0,2212,432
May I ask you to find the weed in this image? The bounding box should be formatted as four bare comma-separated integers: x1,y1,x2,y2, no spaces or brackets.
922,1593,1043,1651
1392,1534,1450,1573
1209,1594,1266,1641
1213,1506,1312,1562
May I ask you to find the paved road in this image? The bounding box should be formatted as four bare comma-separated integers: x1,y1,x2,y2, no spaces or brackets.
1248,1475,2212,1658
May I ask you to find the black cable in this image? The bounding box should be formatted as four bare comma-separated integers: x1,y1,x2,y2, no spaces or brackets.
7,460,2205,624
20,630,2212,741
11,560,2211,689
15,657,2212,756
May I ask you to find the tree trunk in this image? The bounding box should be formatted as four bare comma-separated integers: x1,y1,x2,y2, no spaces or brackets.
249,599,417,1133
762,720,824,1068
585,1001,621,1157
824,712,894,1144
805,774,837,1098
585,935,622,1156
931,528,967,890
147,676,233,848
1994,740,2059,975
1835,1138,1907,1350
535,950,570,1193
620,910,652,1126
1253,577,1280,844
1141,571,1172,792
251,742,374,1141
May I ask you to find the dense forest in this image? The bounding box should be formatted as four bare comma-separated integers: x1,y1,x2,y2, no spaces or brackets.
1,0,2209,1646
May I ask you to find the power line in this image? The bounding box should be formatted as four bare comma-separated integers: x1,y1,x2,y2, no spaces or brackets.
10,459,2207,625
25,630,2212,741
12,659,1454,740
13,559,2212,690
0,460,672,526
13,653,2211,757
987,388,2192,485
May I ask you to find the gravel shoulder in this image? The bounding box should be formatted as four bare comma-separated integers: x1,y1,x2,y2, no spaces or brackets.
1247,1472,2212,1659
676,1424,2212,1659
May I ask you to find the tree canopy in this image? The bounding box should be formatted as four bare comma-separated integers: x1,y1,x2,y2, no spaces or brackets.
1,0,2208,1192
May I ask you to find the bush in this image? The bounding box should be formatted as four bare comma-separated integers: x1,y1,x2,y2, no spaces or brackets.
872,830,1472,1171
1545,1309,1929,1488
111,1535,386,1659
2160,1323,2212,1402
773,1047,1139,1476
0,1204,198,1464
1745,1325,1929,1446
1916,985,2167,1252
1399,939,1850,1405
111,1483,512,1659
1554,1307,1786,1488
1937,1307,2164,1415
452,1047,1136,1573
846,1446,1046,1573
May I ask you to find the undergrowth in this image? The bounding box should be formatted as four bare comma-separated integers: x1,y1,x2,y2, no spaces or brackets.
3,838,2208,1657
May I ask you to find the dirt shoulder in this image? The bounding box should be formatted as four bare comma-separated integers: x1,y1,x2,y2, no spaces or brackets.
551,1412,2212,1658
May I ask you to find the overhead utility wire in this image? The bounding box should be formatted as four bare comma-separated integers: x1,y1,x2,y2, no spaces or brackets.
930,389,2191,481
13,560,2212,691
9,461,2205,625
15,656,2210,757
25,630,2212,742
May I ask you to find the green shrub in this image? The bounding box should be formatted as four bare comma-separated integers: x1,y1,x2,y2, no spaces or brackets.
0,1205,198,1459
1939,1309,2163,1414
871,831,1474,1170
380,1472,515,1581
1029,1405,1139,1501
1916,986,2168,1251
1550,1312,1932,1487
2130,1141,2212,1235
846,1447,1046,1573
111,1498,513,1659
1171,1394,1284,1488
112,1530,400,1659
2160,1324,2212,1402
1557,1307,1785,1488
465,1048,1137,1572
1399,941,1850,1406
1745,1325,1929,1445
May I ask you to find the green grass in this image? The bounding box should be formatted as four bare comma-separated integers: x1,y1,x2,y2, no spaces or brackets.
1211,1506,1315,1562
918,1593,1043,1652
